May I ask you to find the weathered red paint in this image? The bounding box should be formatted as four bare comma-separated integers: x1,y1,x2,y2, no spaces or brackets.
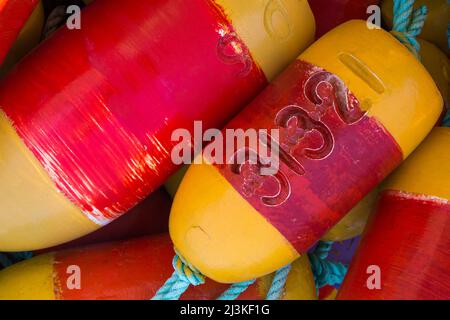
53,234,262,300
213,60,402,253
0,0,39,65
0,0,266,224
308,0,380,38
338,191,450,300
35,188,172,254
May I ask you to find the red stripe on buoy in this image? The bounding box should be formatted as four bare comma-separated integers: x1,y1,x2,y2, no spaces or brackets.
0,0,266,224
338,191,450,300
213,60,402,253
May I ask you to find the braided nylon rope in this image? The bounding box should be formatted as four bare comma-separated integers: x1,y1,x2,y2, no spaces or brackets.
151,254,205,300
390,0,428,59
266,264,292,300
308,241,348,291
217,279,256,300
444,109,450,127
152,253,292,300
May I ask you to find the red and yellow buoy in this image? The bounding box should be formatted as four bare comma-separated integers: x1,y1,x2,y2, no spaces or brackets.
338,128,450,300
0,0,315,251
170,20,443,283
0,234,317,300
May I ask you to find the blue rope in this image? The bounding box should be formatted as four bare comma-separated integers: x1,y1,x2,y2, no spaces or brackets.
217,279,256,300
152,252,294,300
152,254,205,300
391,0,428,59
444,109,450,127
0,253,12,268
308,241,348,292
0,252,33,269
266,263,292,300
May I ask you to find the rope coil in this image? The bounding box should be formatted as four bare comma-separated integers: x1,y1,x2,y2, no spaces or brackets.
151,251,290,300
390,0,428,59
308,241,348,292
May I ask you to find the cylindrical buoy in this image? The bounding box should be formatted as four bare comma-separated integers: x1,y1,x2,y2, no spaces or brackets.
0,234,317,300
170,20,443,283
308,0,380,38
381,0,450,55
0,0,315,251
338,128,450,300
0,0,41,67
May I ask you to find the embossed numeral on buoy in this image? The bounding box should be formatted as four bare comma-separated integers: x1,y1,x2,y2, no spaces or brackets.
217,32,253,77
304,71,366,124
230,148,291,206
276,105,334,162
264,0,292,41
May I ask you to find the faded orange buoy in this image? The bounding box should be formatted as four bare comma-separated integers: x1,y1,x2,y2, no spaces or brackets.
338,128,450,300
0,234,317,300
170,20,443,283
0,0,315,251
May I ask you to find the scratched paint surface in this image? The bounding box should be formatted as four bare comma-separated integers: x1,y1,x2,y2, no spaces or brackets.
213,60,403,253
338,191,450,300
52,234,262,300
0,0,266,224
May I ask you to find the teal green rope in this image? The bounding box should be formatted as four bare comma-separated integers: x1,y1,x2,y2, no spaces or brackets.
152,254,205,300
444,109,450,127
308,241,347,292
152,253,294,300
0,253,12,268
0,252,33,269
217,279,256,300
266,263,292,300
391,0,428,59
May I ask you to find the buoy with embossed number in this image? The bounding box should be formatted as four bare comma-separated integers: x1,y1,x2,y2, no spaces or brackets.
338,128,450,300
0,0,43,72
382,0,449,55
0,0,315,251
170,20,443,283
0,234,317,300
308,0,380,38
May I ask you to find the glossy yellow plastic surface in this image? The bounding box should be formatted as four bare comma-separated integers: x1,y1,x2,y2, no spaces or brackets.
0,253,56,300
0,1,44,77
384,127,450,201
0,252,316,300
0,0,315,252
170,20,443,283
0,112,97,251
382,0,450,55
216,0,315,80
